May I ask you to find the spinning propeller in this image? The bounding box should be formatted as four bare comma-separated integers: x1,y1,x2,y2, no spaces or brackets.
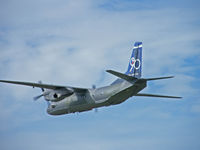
33,81,47,101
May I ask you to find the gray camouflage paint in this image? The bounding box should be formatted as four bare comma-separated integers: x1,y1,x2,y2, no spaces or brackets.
47,79,146,115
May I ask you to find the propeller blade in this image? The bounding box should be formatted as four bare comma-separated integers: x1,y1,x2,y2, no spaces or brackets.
33,92,49,101
33,94,44,101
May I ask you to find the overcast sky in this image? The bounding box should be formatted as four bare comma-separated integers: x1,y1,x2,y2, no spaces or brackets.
0,0,200,150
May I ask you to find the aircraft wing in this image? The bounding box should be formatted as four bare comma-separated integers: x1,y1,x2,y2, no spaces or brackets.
0,80,88,93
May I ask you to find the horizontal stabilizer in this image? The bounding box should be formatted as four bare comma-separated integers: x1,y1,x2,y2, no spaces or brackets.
136,93,182,99
145,76,174,81
106,70,138,81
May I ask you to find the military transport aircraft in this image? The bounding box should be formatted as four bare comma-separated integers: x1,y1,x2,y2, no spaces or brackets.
0,42,182,115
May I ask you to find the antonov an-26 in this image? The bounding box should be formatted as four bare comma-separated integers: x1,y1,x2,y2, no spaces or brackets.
0,42,182,115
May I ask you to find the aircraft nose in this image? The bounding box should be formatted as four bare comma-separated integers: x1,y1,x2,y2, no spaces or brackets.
46,105,57,115
47,106,68,115
47,107,53,115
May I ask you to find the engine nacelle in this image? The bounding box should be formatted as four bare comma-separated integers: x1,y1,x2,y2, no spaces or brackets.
44,88,73,102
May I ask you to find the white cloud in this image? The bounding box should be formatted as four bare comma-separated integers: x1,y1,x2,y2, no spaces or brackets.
0,0,200,150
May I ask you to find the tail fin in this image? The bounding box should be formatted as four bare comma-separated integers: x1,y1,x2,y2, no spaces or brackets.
125,42,142,78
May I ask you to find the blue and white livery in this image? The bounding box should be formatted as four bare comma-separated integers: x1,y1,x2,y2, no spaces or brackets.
126,42,142,78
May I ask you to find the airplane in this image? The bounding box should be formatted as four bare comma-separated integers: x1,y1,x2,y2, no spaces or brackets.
0,42,182,115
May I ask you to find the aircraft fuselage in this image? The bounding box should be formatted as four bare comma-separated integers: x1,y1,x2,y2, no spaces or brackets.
47,80,147,115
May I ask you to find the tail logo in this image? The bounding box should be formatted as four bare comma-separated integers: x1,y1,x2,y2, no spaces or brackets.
129,57,141,72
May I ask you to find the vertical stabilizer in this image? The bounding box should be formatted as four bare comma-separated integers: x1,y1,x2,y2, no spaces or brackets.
125,42,142,78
